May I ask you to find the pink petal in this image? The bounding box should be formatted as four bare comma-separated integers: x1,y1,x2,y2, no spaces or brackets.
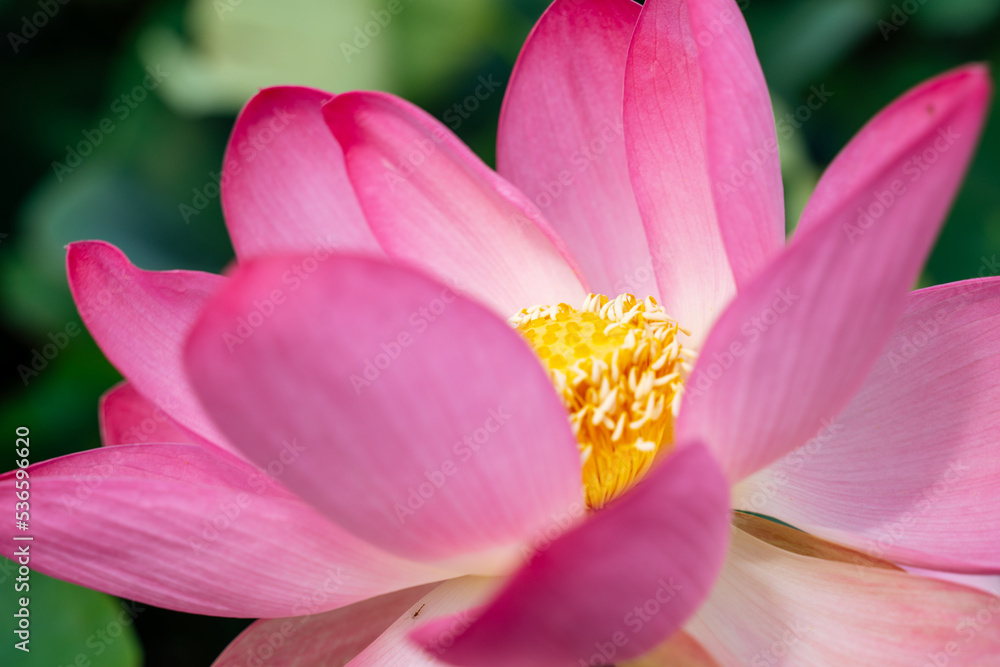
184,255,583,570
623,0,736,339
221,86,381,259
687,516,1000,665
0,445,443,617
211,584,437,666
323,91,586,316
67,241,238,454
797,66,989,237
688,0,784,284
497,0,653,296
734,278,1000,572
100,382,198,446
677,66,991,483
218,577,497,667
213,577,498,666
409,445,731,667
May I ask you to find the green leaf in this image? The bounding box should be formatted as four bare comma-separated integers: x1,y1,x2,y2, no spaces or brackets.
0,567,142,666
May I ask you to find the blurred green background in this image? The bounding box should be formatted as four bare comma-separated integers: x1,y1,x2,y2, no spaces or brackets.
1,0,998,664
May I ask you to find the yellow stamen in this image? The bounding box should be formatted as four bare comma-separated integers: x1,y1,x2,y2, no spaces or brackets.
510,294,690,510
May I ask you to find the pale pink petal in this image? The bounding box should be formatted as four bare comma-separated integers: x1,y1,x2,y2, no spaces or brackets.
796,65,989,236
323,91,586,317
689,0,784,284
687,516,1000,666
221,86,381,259
734,278,1000,572
409,445,730,667
67,241,239,455
623,0,736,339
211,584,437,667
498,0,653,296
902,567,1000,597
100,382,198,446
677,67,991,483
213,576,497,666
184,255,583,570
353,577,499,666
0,445,444,617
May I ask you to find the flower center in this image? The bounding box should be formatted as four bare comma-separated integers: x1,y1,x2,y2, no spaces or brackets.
510,294,689,510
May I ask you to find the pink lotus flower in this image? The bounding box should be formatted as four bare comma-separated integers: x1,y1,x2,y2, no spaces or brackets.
5,0,1000,664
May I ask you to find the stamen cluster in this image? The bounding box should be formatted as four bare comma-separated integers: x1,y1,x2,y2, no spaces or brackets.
511,294,689,509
